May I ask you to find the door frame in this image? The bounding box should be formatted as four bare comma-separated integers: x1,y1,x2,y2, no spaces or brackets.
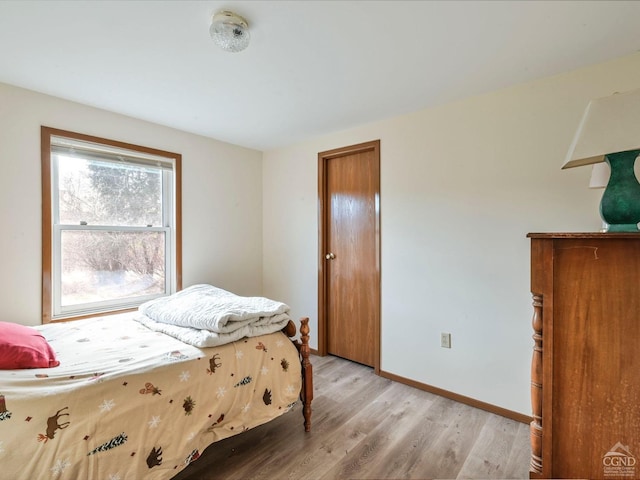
317,139,381,373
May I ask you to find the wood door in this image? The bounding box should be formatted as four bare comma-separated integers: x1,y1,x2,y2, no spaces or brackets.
318,140,380,370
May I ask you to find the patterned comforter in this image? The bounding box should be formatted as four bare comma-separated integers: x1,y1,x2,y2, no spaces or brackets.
0,313,302,479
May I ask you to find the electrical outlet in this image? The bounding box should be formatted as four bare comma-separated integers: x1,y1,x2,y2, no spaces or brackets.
440,332,452,349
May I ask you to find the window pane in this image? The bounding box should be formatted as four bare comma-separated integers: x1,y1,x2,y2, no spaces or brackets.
60,230,165,307
56,155,163,227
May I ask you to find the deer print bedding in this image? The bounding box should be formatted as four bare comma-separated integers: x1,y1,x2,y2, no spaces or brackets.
0,312,302,480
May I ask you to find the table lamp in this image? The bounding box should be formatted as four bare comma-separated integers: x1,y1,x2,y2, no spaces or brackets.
562,88,640,232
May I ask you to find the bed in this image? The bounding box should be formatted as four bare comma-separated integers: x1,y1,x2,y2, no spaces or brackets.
0,285,313,480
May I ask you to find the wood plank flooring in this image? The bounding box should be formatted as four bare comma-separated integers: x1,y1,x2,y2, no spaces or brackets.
172,354,530,480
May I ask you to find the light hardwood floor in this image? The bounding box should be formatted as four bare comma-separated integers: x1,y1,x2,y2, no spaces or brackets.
173,354,531,480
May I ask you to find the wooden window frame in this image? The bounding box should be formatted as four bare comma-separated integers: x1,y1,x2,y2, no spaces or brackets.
41,126,182,323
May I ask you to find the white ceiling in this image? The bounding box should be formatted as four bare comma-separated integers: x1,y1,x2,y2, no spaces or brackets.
1,1,640,151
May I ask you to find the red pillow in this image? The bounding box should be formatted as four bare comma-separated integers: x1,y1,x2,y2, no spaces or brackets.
0,322,60,369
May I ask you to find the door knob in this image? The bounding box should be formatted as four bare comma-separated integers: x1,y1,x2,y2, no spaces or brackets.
325,253,335,260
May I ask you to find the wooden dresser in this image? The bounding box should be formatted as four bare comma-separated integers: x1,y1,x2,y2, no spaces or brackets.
528,233,640,479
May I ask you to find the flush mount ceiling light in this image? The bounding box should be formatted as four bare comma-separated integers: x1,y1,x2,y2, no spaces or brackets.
209,10,250,53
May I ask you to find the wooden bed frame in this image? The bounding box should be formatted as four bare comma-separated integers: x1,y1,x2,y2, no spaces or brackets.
282,317,313,431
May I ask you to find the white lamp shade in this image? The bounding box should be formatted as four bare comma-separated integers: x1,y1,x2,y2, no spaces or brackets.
563,87,640,169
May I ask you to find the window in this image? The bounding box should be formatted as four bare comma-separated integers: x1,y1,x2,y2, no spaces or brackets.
41,127,182,322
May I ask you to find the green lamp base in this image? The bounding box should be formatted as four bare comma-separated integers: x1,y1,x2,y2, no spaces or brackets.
601,150,640,233
606,223,640,233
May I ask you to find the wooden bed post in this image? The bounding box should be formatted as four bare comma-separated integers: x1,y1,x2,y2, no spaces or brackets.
299,318,313,432
282,317,313,432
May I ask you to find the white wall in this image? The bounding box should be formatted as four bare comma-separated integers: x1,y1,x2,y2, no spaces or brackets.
0,83,263,326
262,52,640,415
4,51,640,415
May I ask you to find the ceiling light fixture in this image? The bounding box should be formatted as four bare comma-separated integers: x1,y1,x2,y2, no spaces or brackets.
209,10,250,53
